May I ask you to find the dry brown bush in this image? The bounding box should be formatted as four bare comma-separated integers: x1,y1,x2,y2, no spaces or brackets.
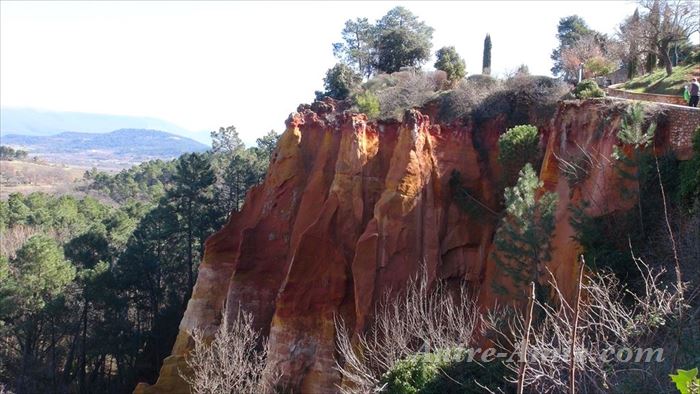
484,257,681,393
335,269,479,394
361,70,442,120
181,306,274,394
0,225,64,259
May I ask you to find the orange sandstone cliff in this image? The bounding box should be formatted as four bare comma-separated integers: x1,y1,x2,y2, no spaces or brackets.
134,98,699,394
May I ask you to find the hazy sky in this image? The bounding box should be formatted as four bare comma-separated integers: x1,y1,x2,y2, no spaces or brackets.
0,0,667,145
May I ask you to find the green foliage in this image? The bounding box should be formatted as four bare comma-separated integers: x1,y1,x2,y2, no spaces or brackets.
482,34,492,75
1,235,75,314
573,79,605,99
256,129,280,160
219,148,267,212
449,171,498,223
210,125,244,154
64,230,111,269
85,158,177,203
355,90,381,119
670,368,700,394
332,17,375,78
0,145,28,160
550,15,592,78
317,63,362,100
620,64,698,96
617,102,656,149
584,55,615,77
571,151,682,283
611,102,657,237
0,132,275,392
679,127,700,212
333,7,433,76
374,7,434,73
7,192,31,226
380,350,510,394
434,46,466,86
381,353,441,394
492,164,558,301
498,124,541,185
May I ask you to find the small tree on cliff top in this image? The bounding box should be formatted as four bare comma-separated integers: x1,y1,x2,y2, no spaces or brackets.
333,7,434,76
434,46,466,87
317,63,362,100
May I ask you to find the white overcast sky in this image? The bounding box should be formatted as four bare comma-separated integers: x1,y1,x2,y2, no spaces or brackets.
0,0,679,145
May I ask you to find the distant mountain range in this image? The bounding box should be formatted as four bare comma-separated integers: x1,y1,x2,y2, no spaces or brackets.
3,129,209,170
0,107,211,145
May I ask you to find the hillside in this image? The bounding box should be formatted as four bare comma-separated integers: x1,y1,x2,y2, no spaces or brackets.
2,129,209,169
0,107,210,140
618,64,700,95
0,160,88,198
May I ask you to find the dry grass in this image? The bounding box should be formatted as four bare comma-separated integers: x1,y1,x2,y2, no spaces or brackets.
0,160,87,198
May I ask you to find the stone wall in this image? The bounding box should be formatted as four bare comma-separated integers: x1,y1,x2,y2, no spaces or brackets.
606,87,687,105
665,104,700,160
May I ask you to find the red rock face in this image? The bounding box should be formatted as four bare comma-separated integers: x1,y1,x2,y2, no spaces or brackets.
134,99,697,394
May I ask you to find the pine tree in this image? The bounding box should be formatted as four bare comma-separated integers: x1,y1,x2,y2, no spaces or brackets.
492,164,558,303
167,153,217,291
498,124,541,186
612,102,656,235
482,34,492,75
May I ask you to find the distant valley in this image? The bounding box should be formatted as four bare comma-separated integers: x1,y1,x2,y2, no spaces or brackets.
2,129,209,170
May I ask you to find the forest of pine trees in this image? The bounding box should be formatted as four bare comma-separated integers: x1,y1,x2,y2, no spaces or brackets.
0,128,279,394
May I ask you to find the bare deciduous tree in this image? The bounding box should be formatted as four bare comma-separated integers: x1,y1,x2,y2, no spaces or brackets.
633,0,699,76
335,269,480,394
484,257,680,393
181,307,273,394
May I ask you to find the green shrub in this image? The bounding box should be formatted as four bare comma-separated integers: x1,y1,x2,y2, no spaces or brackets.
316,63,361,100
498,124,541,184
381,353,441,394
355,90,381,119
573,79,605,99
380,349,510,394
434,46,466,86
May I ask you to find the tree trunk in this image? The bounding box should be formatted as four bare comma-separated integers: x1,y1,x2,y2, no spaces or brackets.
17,324,35,394
187,200,194,292
659,43,673,76
62,311,83,384
78,302,88,394
51,316,57,393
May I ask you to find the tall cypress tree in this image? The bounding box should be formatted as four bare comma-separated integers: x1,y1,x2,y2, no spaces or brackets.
482,33,492,75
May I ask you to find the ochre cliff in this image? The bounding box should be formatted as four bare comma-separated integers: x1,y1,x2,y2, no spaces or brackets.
134,98,698,394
